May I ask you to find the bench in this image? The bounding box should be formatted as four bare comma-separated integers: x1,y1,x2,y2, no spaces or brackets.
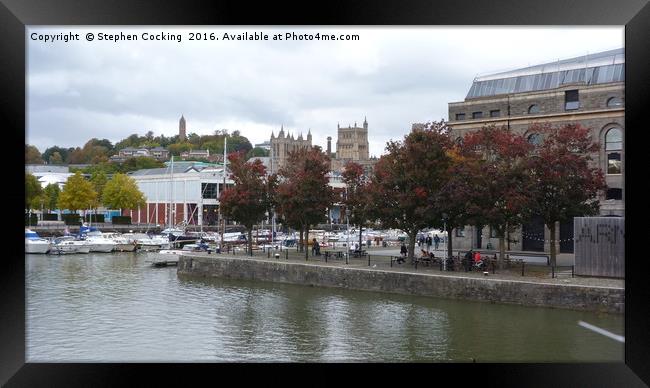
352,249,367,258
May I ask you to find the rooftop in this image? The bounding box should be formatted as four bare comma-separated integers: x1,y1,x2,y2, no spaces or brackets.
466,48,624,99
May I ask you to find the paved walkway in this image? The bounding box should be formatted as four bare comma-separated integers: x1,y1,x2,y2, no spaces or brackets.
194,246,624,289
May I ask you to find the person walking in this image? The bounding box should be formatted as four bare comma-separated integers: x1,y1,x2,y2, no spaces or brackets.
433,234,440,250
426,235,432,251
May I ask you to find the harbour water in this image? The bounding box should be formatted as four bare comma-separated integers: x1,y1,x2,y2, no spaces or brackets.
26,252,624,362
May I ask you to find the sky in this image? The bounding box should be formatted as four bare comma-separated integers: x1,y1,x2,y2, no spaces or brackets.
27,26,623,157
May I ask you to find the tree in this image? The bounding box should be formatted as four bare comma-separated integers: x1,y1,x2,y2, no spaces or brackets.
57,172,97,218
26,145,44,164
43,183,61,212
342,161,372,250
527,123,607,267
247,147,270,158
459,125,535,267
90,171,109,217
49,152,64,164
102,173,146,212
276,146,333,259
42,146,69,164
219,151,275,255
26,173,43,211
368,122,453,261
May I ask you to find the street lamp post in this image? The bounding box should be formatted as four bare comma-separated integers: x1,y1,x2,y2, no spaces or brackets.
442,212,448,271
345,208,351,264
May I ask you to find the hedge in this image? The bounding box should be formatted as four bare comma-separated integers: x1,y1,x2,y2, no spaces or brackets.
62,214,82,225
84,214,105,223
42,213,59,221
25,213,38,226
112,216,132,225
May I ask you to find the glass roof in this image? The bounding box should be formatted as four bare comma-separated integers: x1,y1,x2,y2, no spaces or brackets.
466,48,624,99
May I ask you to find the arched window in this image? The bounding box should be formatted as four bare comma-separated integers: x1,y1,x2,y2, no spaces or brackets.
607,97,623,107
605,128,622,174
527,133,542,146
528,104,540,114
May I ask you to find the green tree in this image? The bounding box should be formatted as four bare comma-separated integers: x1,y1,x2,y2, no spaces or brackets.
26,145,44,164
247,147,270,158
102,173,146,212
25,173,43,211
42,146,69,164
90,171,109,217
49,152,64,164
43,183,61,212
57,172,97,218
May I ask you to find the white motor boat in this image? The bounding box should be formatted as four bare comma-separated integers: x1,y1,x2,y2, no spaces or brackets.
51,236,90,254
25,229,51,254
103,233,137,252
84,235,116,253
131,233,170,251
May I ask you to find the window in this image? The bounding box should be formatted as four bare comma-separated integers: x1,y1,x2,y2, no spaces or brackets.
455,227,465,237
607,97,623,107
490,227,498,238
527,133,542,146
490,110,500,117
528,104,540,114
605,128,622,174
472,112,483,119
565,90,580,110
607,153,621,174
455,113,465,121
606,188,622,200
201,183,218,199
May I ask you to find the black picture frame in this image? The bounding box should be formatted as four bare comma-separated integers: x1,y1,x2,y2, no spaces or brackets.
3,0,648,386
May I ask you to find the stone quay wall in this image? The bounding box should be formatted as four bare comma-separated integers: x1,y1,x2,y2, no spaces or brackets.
177,255,624,314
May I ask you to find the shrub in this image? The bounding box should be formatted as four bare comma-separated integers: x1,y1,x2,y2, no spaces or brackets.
42,213,59,221
84,214,105,223
112,216,132,225
62,214,82,225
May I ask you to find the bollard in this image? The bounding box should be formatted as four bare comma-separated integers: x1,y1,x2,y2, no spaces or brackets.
390,256,393,267
368,255,370,266
521,262,525,276
345,253,349,265
325,253,328,263
268,250,270,259
572,265,574,278
552,266,555,279
285,250,288,260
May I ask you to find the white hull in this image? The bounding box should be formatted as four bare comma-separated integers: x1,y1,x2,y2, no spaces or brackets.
87,243,115,253
51,245,80,254
25,240,50,254
114,243,137,252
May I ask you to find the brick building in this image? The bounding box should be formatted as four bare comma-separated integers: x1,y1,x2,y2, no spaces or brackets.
447,48,624,253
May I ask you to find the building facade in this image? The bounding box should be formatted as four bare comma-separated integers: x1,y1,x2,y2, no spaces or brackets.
330,117,377,174
124,164,234,226
179,115,187,140
269,126,312,173
447,48,624,253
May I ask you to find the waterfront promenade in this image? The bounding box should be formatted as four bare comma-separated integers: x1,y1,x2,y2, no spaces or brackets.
178,245,624,314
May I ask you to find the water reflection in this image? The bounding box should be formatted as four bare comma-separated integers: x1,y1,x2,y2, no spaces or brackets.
27,253,623,362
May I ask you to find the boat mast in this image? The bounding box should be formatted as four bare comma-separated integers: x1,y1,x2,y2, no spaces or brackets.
170,155,174,230
220,136,227,250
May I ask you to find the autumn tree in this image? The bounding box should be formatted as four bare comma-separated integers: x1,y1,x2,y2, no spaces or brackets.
219,151,275,255
368,121,453,260
526,123,607,267
26,145,44,164
42,146,69,164
102,173,146,212
342,161,372,249
89,171,109,219
57,172,97,218
25,173,43,211
460,125,535,267
276,146,334,259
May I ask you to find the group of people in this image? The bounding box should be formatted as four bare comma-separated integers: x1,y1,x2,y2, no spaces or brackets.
463,249,498,271
417,234,442,251
311,238,321,256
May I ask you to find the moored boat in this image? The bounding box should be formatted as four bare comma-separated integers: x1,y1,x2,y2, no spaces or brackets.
25,229,51,254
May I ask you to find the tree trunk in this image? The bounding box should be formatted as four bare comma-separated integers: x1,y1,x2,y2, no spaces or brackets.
408,232,417,261
305,227,309,260
549,222,557,267
248,228,253,256
498,234,506,269
359,226,363,251
299,228,304,252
